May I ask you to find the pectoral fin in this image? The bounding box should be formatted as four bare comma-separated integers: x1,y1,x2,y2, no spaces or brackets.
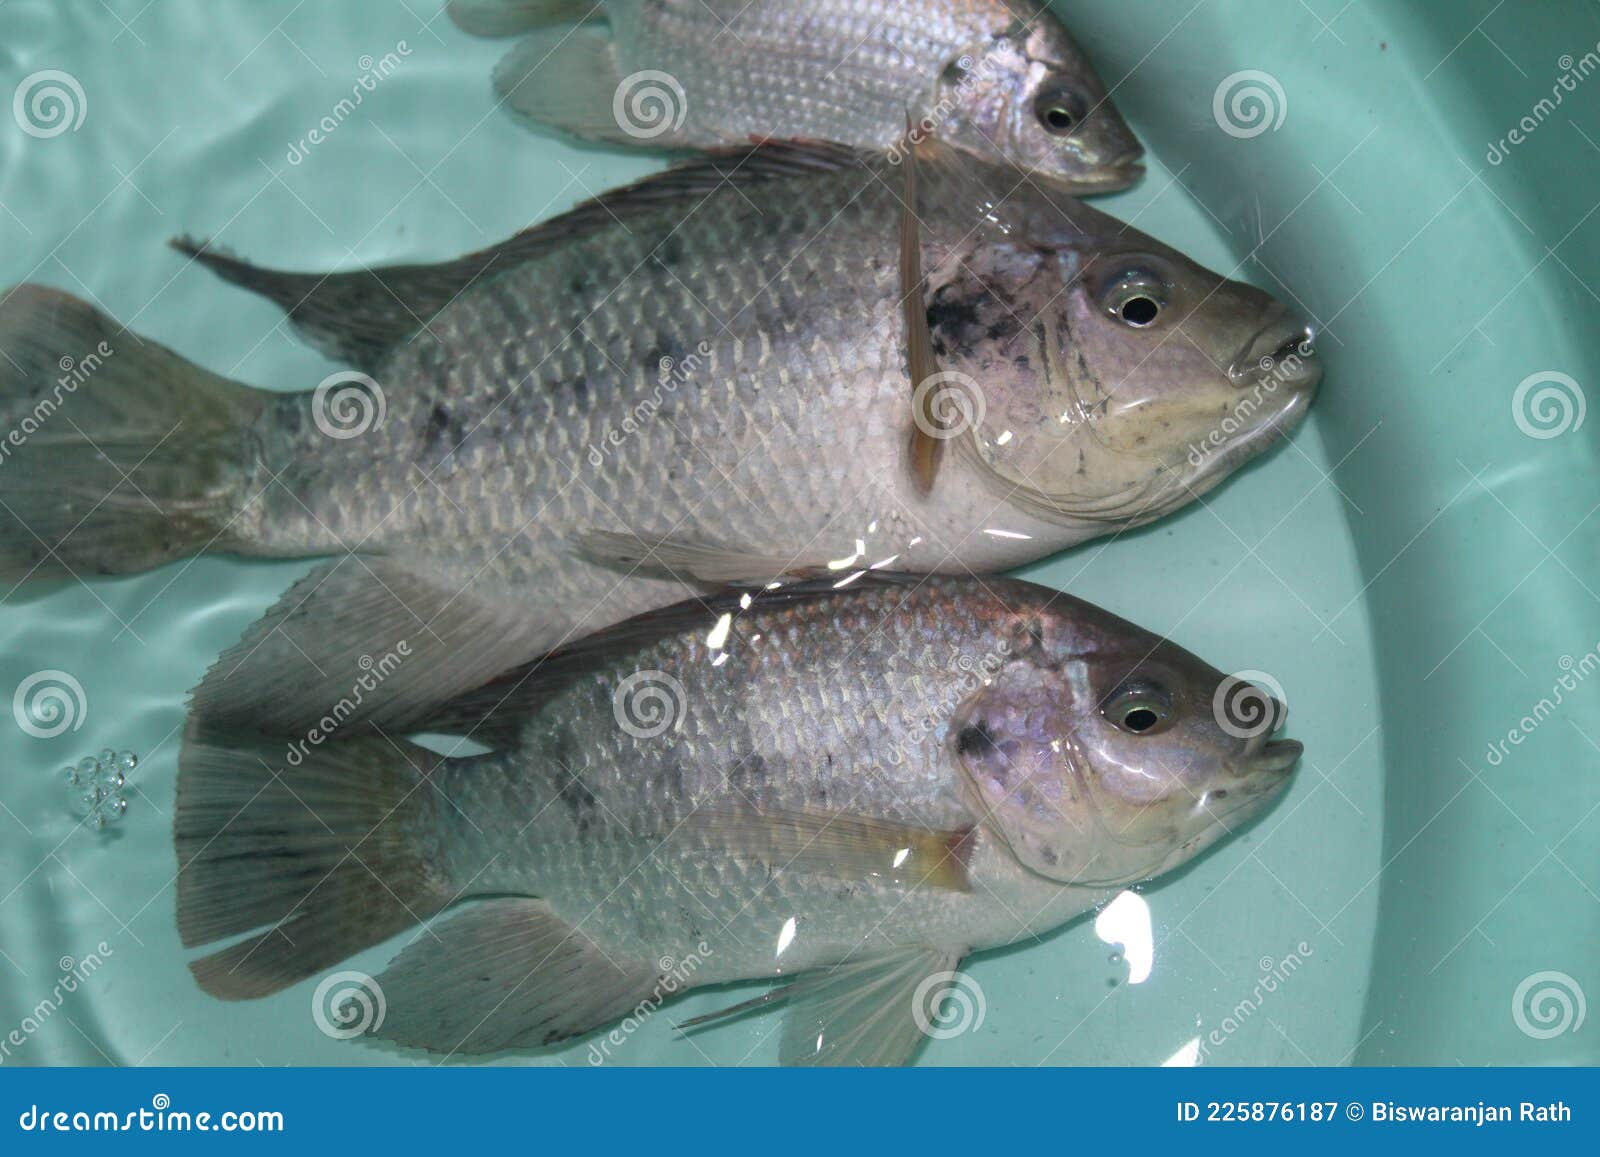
573,527,842,586
448,0,601,38
678,806,973,893
900,139,945,496
681,946,966,1066
492,28,671,145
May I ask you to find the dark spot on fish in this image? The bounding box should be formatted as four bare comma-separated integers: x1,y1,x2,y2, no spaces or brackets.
422,403,460,456
1075,346,1094,384
647,332,684,370
659,756,685,800
275,395,304,437
568,274,588,296
558,771,599,835
985,316,1020,342
957,721,999,758
1024,616,1047,651
650,236,685,271
926,291,983,337
723,753,767,793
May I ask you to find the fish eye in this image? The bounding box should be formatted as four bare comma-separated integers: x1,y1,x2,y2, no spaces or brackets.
1103,681,1173,735
1034,85,1087,136
1100,269,1168,328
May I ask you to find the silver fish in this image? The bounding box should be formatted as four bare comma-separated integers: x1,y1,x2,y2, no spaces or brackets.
452,0,1144,193
0,144,1319,736
175,575,1302,1064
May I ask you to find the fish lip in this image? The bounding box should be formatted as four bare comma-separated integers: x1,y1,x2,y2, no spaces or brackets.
1228,315,1320,386
1071,158,1145,191
1183,383,1315,491
1248,738,1304,775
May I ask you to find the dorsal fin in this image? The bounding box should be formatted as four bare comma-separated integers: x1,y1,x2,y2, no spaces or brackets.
176,141,868,372
415,571,918,746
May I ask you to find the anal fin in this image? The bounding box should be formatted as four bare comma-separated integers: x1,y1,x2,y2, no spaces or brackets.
187,556,553,736
372,898,662,1055
682,947,966,1066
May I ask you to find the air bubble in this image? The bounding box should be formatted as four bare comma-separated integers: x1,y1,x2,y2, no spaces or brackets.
60,748,135,829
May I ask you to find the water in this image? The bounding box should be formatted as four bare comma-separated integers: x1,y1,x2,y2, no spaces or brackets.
0,0,1594,1067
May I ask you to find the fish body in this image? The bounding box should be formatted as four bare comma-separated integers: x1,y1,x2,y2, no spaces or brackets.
176,575,1302,1063
0,144,1319,734
459,0,1144,192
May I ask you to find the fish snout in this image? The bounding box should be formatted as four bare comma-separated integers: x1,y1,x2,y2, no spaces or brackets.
1229,694,1301,778
1245,737,1303,776
1229,315,1322,390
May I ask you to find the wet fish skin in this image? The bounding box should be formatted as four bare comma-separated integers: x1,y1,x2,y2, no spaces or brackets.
175,575,1302,1063
0,145,1319,734
468,0,1144,193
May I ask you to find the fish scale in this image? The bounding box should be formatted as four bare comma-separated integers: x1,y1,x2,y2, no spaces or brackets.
436,577,1081,979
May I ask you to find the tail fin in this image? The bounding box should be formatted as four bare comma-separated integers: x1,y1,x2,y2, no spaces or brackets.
176,729,451,999
448,0,600,38
0,285,267,583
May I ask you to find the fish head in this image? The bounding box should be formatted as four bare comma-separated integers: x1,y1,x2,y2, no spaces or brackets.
933,21,1142,192
929,208,1321,529
949,600,1300,887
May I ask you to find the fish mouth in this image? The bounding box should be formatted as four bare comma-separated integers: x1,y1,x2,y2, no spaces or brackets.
1229,315,1321,387
1247,738,1304,775
1065,153,1145,192
1189,379,1316,490
1208,738,1300,826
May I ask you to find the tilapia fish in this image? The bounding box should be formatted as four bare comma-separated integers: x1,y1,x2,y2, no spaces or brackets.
451,0,1143,193
0,143,1319,736
176,575,1302,1065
